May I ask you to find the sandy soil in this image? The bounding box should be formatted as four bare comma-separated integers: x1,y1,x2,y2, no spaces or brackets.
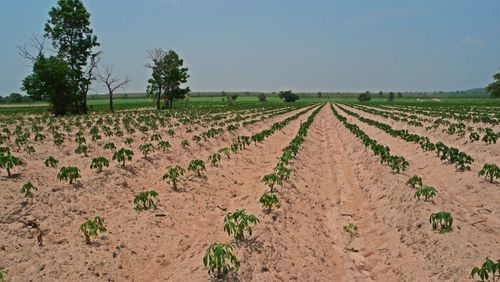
1,104,499,281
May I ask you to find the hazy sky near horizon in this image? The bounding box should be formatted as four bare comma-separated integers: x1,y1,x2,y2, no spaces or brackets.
1,0,500,95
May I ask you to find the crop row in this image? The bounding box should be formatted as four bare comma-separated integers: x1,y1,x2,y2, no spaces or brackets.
330,104,409,173
337,105,475,171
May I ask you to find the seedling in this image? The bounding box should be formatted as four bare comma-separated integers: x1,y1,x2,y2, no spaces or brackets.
163,165,185,191
406,175,423,188
125,138,134,145
479,164,500,183
80,216,106,244
208,153,221,167
414,186,437,201
429,211,453,233
0,267,6,282
90,157,110,172
57,166,81,184
103,142,116,151
0,153,24,177
469,132,480,142
44,156,59,168
262,173,281,193
471,257,500,282
259,193,280,213
20,181,37,197
203,243,240,279
181,139,190,148
218,147,231,159
139,143,155,158
223,209,259,241
113,148,134,167
133,191,158,211
75,144,90,157
24,145,35,155
188,159,206,177
157,140,171,151
167,129,175,137
343,223,359,239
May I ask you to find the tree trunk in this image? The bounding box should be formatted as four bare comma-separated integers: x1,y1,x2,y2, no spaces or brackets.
156,86,161,110
109,90,114,112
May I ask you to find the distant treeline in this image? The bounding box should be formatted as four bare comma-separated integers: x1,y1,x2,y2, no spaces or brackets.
87,90,490,100
0,89,491,104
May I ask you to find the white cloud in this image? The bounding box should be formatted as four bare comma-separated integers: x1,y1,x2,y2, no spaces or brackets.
458,36,485,47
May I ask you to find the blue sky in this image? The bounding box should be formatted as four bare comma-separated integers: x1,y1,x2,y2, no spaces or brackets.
1,0,499,95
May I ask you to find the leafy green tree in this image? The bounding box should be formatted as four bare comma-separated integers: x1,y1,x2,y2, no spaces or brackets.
358,91,372,102
278,90,300,102
44,0,100,114
258,93,267,102
486,73,500,98
146,48,190,109
388,92,395,102
22,55,73,116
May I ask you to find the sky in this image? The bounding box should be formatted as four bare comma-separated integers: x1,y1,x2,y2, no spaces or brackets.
1,0,500,95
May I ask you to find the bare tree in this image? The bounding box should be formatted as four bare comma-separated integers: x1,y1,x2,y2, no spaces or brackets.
81,52,102,112
17,34,47,64
97,65,130,112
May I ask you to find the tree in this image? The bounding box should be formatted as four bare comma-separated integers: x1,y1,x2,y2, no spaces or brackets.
486,73,500,98
388,92,395,102
22,54,73,116
397,92,403,98
97,65,130,112
258,93,267,102
278,90,300,102
378,91,383,98
146,48,190,109
44,0,100,114
317,92,322,99
358,91,371,102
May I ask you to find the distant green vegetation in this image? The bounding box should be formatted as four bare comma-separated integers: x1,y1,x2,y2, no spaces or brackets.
0,93,498,115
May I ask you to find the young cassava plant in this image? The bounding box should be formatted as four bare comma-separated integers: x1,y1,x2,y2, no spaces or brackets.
471,257,500,282
90,157,110,172
20,181,37,198
80,216,106,244
133,191,158,211
57,166,81,184
112,148,134,167
429,211,453,233
223,209,260,241
414,185,437,201
44,156,59,168
163,165,185,191
188,159,206,177
203,243,240,279
478,164,500,183
259,193,280,213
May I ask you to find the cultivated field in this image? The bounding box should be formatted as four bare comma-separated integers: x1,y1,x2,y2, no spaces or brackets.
0,100,499,281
